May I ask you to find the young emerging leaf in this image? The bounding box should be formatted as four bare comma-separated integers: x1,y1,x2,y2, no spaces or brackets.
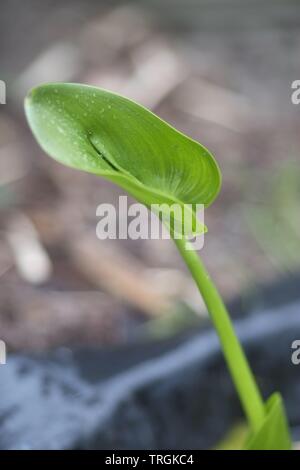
25,83,221,234
25,83,292,450
244,393,292,450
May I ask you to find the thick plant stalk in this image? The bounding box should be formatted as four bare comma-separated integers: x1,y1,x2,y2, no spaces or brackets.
173,237,265,433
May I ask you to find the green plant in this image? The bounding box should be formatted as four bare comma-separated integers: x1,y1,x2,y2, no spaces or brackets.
25,83,292,450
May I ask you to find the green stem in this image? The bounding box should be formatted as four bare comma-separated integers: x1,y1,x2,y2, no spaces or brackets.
173,236,265,432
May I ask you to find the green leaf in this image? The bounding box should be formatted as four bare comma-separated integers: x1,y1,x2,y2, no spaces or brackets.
244,393,292,450
25,83,221,234
25,83,292,451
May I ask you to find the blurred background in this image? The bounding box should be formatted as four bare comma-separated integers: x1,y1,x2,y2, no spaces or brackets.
1,0,299,350
0,0,300,450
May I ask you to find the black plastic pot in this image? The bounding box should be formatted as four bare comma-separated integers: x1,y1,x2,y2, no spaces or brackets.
1,276,300,450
